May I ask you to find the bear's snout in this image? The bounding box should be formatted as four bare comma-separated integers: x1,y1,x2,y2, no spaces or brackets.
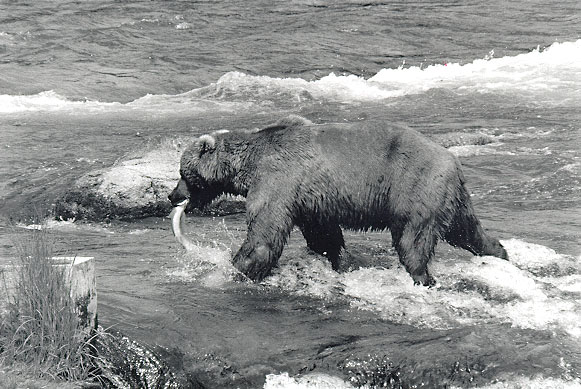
168,178,190,206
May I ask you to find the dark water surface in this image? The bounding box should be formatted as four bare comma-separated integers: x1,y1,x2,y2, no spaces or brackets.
1,1,580,387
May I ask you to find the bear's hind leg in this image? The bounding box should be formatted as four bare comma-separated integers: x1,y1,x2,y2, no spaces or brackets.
299,221,345,270
391,222,437,287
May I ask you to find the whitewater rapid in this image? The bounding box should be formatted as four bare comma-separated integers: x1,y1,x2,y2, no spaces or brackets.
1,39,579,114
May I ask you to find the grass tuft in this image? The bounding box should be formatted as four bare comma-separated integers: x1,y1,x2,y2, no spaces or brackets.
0,227,97,383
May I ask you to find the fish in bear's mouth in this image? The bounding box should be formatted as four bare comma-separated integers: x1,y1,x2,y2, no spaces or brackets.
170,199,196,251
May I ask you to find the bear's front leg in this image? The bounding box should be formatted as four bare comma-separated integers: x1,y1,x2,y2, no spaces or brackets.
232,209,294,282
233,240,281,282
232,180,297,282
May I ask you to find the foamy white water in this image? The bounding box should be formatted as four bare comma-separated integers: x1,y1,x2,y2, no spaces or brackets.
370,40,581,102
2,40,578,114
0,90,121,114
469,376,581,389
264,371,581,389
203,39,581,104
264,372,354,389
266,239,581,337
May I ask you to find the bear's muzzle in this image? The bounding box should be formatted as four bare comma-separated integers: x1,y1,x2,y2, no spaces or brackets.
168,178,190,207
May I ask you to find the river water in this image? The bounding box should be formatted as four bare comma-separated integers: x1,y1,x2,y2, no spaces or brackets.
1,1,580,388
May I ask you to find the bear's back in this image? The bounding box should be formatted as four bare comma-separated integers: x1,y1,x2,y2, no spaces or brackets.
310,121,455,172
247,118,459,189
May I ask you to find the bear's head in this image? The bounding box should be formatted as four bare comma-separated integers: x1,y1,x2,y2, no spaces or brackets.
168,131,233,209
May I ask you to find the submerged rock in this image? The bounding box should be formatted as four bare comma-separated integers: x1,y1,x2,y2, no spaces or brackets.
430,132,495,148
54,140,244,221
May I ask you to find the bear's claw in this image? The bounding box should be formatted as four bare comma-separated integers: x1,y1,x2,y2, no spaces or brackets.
412,272,436,287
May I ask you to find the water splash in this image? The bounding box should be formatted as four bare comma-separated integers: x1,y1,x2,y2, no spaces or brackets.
264,253,344,300
167,243,235,288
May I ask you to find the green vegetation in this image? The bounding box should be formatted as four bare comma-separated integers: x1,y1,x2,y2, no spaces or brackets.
0,228,96,385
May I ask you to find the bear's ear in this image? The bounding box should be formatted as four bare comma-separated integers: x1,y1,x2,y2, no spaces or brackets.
197,134,216,155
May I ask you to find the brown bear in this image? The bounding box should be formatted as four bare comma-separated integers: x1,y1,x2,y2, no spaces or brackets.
169,116,508,286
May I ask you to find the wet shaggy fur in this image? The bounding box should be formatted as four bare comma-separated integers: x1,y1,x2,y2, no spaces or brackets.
169,116,508,285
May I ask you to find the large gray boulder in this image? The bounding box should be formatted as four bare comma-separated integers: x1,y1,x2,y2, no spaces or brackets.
55,141,244,221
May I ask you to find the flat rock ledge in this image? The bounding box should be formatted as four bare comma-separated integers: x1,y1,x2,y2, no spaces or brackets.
54,145,244,222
